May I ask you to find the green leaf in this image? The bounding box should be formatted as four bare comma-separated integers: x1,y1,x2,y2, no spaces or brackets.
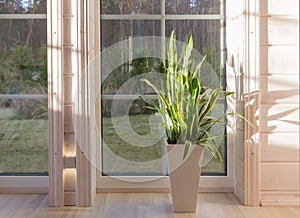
183,141,191,160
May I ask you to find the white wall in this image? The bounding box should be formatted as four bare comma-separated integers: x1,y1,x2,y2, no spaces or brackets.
227,0,299,206
259,0,299,206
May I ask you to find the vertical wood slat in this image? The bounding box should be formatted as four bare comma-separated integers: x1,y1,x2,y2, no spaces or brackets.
75,0,99,206
75,0,93,206
225,0,244,205
48,0,64,207
88,0,100,201
243,0,260,207
62,0,77,206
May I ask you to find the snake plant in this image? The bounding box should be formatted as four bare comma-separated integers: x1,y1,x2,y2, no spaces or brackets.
142,31,245,160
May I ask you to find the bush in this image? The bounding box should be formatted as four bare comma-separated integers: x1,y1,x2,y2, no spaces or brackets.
9,44,35,80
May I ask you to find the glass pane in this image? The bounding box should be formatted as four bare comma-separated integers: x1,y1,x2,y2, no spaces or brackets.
0,99,48,174
102,58,161,95
0,20,47,94
102,99,165,175
0,0,47,14
101,20,160,48
100,2,226,176
101,0,160,14
201,102,226,175
0,20,47,64
165,0,221,14
166,20,222,82
101,20,161,94
0,17,47,174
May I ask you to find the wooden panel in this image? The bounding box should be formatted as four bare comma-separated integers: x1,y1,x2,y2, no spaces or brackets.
76,145,92,206
62,48,73,74
260,18,299,45
260,105,300,133
261,191,300,206
48,0,64,207
234,157,244,188
64,169,76,191
63,76,74,104
63,18,72,45
235,102,244,131
260,75,299,104
267,0,299,16
64,105,74,133
64,192,76,206
260,133,299,162
64,133,76,156
62,0,73,15
234,182,245,205
260,163,300,191
64,156,76,169
226,0,243,18
260,46,299,75
233,129,244,160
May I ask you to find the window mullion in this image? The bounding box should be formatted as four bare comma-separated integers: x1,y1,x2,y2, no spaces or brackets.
0,14,47,19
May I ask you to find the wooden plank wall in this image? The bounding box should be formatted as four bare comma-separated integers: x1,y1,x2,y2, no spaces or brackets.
227,0,299,207
226,0,247,205
259,0,299,206
48,0,98,206
48,0,64,207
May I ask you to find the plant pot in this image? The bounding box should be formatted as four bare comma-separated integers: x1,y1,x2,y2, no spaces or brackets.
167,144,204,213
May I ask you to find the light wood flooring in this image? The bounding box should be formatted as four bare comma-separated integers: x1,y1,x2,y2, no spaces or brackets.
0,193,299,218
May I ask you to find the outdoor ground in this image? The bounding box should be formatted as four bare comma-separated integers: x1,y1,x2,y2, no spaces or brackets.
0,108,224,175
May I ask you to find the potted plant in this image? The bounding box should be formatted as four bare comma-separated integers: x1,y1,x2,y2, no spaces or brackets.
141,31,245,213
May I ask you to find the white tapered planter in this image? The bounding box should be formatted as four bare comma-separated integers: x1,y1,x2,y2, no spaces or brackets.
167,144,204,213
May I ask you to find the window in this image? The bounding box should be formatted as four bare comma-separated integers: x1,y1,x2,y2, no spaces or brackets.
0,0,48,175
100,0,226,177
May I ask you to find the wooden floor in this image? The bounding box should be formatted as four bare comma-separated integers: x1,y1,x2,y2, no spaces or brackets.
0,193,299,218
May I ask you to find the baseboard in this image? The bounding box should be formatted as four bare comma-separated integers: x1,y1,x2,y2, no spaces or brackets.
260,191,300,206
0,176,48,194
97,187,233,193
234,182,245,205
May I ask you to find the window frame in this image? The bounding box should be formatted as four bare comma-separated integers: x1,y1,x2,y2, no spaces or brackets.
0,12,48,192
97,0,233,192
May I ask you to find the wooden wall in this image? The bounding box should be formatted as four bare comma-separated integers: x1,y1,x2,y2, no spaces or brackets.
48,0,99,206
227,0,299,206
259,0,299,206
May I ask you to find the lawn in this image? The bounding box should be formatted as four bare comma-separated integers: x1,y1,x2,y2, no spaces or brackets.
102,114,226,176
0,108,48,174
0,108,225,175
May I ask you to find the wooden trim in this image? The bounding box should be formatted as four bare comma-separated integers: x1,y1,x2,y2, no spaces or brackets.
75,0,97,206
243,0,260,206
64,192,77,206
260,191,300,206
0,176,48,194
97,176,233,191
48,0,64,207
97,187,233,193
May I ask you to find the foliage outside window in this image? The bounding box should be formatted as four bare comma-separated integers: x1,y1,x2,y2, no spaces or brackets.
100,0,226,176
0,0,48,174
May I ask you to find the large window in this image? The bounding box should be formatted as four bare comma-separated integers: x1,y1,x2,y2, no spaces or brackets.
100,0,226,176
0,0,47,174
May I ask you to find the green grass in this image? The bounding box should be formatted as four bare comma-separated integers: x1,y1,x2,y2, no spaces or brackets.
0,108,48,174
102,114,226,175
0,107,225,175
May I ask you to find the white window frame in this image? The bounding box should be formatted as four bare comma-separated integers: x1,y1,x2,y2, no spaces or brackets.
97,0,233,192
0,13,48,193
0,0,235,194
